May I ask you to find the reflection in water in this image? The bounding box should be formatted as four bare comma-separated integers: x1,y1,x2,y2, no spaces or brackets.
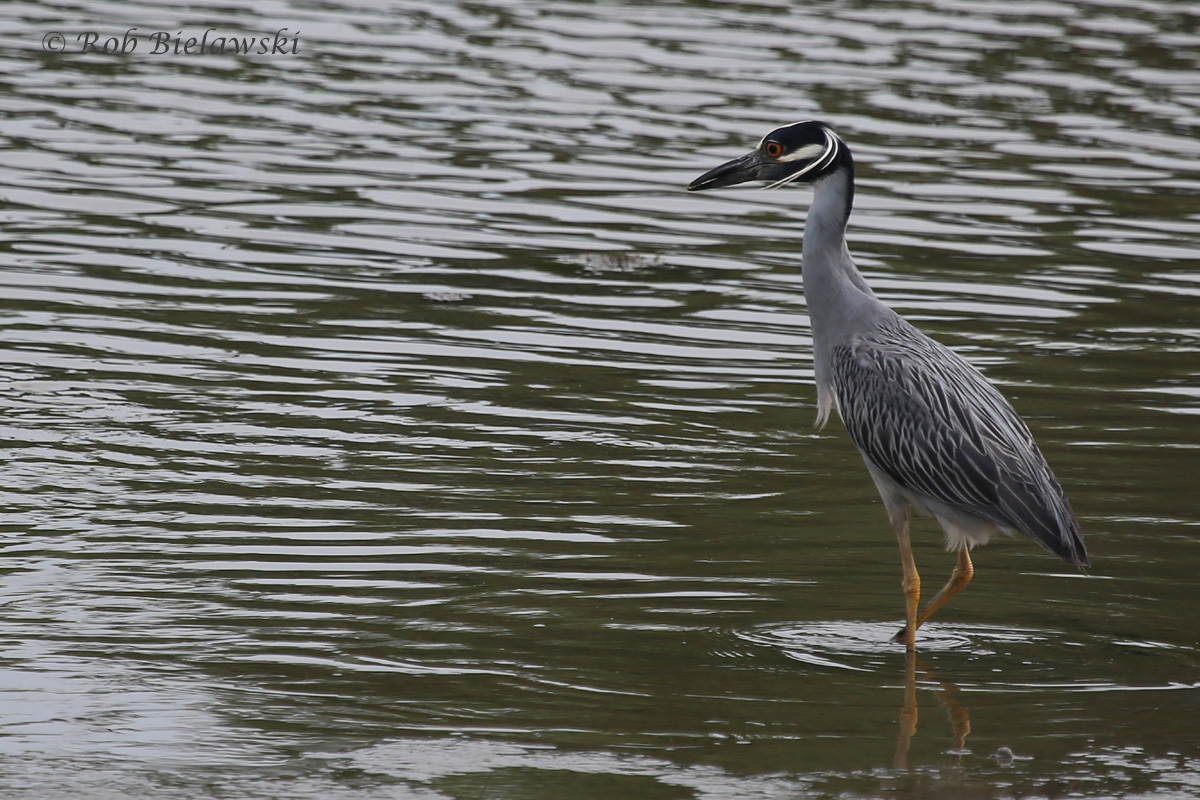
893,652,971,772
895,651,922,771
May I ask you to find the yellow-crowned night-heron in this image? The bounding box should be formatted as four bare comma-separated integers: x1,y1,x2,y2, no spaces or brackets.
688,121,1088,650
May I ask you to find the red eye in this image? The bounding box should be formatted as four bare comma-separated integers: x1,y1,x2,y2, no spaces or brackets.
764,140,784,158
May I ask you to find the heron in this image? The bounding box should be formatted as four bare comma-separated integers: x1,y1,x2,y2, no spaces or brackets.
687,121,1088,650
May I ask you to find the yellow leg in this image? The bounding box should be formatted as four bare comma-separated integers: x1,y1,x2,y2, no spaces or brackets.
891,508,920,651
892,547,974,642
915,547,973,630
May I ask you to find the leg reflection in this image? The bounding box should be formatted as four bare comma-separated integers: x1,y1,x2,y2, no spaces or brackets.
893,652,971,769
893,649,919,768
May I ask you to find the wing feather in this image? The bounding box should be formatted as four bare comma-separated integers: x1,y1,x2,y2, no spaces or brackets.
831,317,1087,566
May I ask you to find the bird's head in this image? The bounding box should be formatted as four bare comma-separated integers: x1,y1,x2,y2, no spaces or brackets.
687,120,849,192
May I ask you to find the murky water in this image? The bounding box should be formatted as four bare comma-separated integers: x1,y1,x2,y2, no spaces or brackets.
2,0,1199,797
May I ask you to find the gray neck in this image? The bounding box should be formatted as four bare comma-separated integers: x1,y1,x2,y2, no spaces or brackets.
801,164,876,331
801,163,883,420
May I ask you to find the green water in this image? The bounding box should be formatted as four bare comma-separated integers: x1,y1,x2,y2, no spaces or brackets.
1,1,1199,797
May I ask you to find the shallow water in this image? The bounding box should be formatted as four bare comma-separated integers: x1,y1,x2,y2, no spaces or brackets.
2,0,1199,797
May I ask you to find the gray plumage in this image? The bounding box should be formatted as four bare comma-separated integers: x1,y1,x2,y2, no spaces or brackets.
688,120,1087,644
831,314,1086,566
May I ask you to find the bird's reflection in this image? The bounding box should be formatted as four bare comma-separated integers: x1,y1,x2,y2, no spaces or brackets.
893,651,971,770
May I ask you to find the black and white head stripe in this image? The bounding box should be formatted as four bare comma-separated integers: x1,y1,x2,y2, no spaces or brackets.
760,124,846,190
686,120,850,194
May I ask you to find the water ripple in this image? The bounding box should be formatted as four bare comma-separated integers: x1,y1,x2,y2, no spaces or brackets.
1,0,1199,796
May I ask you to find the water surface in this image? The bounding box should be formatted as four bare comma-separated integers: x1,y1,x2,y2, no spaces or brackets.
1,1,1199,797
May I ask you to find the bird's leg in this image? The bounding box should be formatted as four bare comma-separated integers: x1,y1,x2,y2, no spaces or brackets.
891,507,920,651
892,547,974,641
915,546,974,630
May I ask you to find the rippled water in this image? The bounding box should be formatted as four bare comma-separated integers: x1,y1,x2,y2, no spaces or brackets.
2,0,1199,797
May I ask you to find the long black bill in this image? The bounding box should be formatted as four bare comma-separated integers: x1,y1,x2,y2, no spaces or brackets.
687,150,768,192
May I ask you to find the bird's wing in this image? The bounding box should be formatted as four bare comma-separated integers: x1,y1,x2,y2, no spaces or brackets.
830,320,1085,565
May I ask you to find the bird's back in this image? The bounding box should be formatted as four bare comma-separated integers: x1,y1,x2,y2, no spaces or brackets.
830,312,1088,567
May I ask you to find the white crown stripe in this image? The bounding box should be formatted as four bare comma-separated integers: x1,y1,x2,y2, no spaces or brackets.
762,128,840,191
777,143,826,163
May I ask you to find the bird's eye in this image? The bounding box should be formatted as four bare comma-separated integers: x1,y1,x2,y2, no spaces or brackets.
764,141,784,158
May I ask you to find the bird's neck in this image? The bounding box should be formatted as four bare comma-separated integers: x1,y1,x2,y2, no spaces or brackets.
801,162,874,317
801,160,879,422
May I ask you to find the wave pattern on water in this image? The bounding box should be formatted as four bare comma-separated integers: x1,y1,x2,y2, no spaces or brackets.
1,0,1199,797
